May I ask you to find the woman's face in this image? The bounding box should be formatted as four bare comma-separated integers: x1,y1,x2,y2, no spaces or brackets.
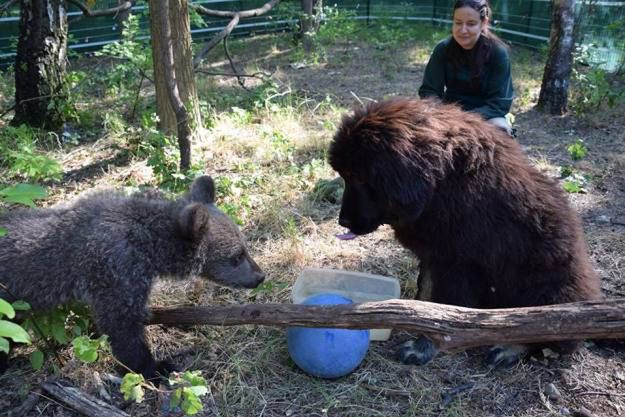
452,6,484,50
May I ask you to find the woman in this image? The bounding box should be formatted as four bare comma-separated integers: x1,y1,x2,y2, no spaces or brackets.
419,0,515,136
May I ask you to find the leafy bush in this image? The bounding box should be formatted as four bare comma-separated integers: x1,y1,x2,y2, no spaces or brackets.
20,303,93,369
0,126,63,182
571,43,625,115
0,299,31,357
96,14,152,103
136,113,204,192
561,139,590,193
0,183,47,362
567,138,588,161
120,370,209,416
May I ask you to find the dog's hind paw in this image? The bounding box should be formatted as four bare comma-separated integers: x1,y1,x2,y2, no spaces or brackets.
397,335,438,365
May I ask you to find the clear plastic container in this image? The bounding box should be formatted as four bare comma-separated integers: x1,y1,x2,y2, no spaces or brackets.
291,268,401,341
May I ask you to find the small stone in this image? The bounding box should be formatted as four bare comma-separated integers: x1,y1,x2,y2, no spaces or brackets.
559,406,570,415
595,215,611,224
572,406,595,417
544,383,562,401
542,348,560,359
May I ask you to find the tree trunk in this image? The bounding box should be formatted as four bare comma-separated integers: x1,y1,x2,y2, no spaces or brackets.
300,0,322,53
537,0,576,115
12,0,68,130
149,298,625,352
149,0,203,170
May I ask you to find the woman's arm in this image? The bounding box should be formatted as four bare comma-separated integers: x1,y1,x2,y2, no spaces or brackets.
418,40,448,99
471,43,514,120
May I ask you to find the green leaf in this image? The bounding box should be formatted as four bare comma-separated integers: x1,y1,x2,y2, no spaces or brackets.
563,181,582,193
120,372,145,402
30,349,44,370
12,300,31,311
0,227,6,237
0,184,47,207
187,385,209,397
560,165,573,178
72,336,98,363
0,336,9,353
181,370,207,387
51,321,68,344
0,320,31,344
169,388,182,410
0,299,16,319
180,388,204,415
567,139,588,161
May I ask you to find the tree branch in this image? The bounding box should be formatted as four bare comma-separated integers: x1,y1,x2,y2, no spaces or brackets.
0,0,19,16
193,0,280,19
41,380,129,417
223,36,247,89
66,0,132,17
149,298,625,351
191,0,280,68
193,13,240,68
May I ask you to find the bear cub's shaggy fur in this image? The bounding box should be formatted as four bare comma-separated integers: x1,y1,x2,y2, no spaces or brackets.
0,175,265,380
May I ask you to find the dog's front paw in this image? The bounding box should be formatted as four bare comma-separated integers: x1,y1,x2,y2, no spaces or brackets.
397,335,438,365
486,345,528,369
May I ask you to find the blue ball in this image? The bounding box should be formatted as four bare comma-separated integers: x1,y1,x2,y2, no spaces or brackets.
287,293,370,379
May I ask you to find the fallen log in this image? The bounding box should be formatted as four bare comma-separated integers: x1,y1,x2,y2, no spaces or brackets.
149,298,625,351
40,380,129,417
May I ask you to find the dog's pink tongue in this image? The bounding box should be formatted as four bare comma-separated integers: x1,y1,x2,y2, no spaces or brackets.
336,231,357,240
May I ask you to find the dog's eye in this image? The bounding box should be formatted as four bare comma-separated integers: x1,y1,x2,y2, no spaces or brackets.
230,251,246,266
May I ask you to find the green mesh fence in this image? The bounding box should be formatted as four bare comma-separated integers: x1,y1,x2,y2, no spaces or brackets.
0,0,623,70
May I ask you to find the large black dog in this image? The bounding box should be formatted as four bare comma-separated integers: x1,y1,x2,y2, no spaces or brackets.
328,97,602,367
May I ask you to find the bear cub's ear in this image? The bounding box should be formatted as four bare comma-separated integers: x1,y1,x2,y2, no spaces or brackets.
178,203,211,242
189,175,216,204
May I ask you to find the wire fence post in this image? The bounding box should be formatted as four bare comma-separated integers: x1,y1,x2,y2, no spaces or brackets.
525,0,535,46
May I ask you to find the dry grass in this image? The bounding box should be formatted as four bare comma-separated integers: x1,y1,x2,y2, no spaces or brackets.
1,20,625,417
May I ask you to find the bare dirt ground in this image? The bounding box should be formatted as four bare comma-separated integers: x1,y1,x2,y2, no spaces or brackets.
1,27,624,417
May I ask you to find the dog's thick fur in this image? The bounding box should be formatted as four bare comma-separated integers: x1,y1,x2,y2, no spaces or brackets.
329,97,602,365
0,176,265,380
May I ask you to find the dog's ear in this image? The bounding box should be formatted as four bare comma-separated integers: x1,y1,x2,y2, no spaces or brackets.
379,165,433,220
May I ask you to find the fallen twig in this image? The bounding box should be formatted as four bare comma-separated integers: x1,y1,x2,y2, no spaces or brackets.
41,380,129,417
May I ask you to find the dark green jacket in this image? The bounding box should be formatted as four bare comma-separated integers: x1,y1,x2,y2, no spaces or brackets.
419,37,514,120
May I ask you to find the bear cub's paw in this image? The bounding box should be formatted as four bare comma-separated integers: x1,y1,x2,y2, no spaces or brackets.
485,344,528,369
397,335,438,366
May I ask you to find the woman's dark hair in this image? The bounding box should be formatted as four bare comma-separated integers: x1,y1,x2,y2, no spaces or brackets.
445,0,507,83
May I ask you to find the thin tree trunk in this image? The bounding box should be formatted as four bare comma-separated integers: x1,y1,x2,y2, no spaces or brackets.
537,0,576,115
12,0,68,130
149,298,625,352
300,0,321,53
149,0,202,170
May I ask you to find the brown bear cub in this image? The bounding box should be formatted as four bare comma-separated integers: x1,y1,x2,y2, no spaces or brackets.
328,97,602,367
0,176,265,380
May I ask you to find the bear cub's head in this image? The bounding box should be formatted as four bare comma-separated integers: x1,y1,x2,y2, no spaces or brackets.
177,175,265,289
